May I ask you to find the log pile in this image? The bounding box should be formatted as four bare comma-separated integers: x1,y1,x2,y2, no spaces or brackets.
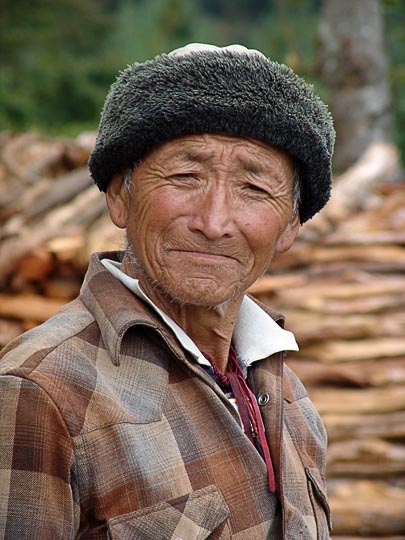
1,132,404,539
0,131,125,341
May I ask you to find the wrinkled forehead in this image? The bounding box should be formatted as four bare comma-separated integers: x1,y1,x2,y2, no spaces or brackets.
143,133,295,172
128,134,297,191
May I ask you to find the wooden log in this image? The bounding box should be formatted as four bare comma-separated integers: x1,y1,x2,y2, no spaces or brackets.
327,438,405,476
80,212,125,264
22,168,93,220
287,358,405,388
42,277,81,301
1,132,92,188
310,385,405,414
326,230,405,245
328,480,405,536
15,247,54,281
277,277,405,301
1,132,50,183
1,178,53,235
281,312,374,344
322,411,405,442
309,260,405,275
0,294,65,322
329,189,405,236
271,275,405,314
280,311,405,344
298,155,404,243
0,230,54,288
287,292,405,315
322,142,401,223
248,273,307,295
0,187,105,284
46,235,85,263
272,244,405,272
299,338,405,364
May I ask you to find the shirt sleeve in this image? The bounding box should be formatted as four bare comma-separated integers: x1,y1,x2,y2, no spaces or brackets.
0,374,79,539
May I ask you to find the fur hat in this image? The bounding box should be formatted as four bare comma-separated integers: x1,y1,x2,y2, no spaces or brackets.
89,43,335,223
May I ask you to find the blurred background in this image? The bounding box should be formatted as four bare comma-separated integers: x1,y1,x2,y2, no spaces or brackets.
1,0,404,538
1,0,404,161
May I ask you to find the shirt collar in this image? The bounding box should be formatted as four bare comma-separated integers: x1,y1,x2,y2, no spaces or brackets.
101,258,298,368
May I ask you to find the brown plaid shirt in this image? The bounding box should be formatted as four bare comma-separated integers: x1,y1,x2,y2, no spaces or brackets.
0,252,331,539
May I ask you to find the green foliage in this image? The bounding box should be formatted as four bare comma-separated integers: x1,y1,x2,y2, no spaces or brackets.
0,0,113,131
382,0,405,160
105,0,197,64
0,0,403,163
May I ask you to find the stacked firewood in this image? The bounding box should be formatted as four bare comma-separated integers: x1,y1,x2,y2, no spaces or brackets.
0,131,124,342
1,132,404,539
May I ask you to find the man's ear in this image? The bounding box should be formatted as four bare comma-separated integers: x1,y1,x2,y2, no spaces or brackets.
275,211,300,253
106,173,129,229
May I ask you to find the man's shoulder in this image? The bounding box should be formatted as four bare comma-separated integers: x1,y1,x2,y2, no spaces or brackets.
0,297,97,377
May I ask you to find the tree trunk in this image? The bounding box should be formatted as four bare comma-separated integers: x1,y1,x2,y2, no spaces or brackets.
318,0,393,171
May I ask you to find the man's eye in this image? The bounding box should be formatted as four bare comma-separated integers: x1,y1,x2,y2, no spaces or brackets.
246,183,267,194
171,173,199,182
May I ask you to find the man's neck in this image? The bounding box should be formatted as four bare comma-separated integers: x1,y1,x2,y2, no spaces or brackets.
138,277,243,372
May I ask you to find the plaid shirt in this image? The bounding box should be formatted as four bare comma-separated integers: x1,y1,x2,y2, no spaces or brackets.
0,252,331,539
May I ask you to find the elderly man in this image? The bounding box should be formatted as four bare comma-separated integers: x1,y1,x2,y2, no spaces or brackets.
0,44,334,539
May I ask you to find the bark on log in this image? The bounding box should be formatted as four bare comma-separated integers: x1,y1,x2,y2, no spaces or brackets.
322,143,401,223
1,132,91,186
287,358,405,388
310,385,405,414
0,294,65,322
81,212,125,263
327,438,405,476
299,183,405,242
285,292,405,315
281,311,405,344
326,231,405,246
248,273,307,295
277,277,405,301
323,411,405,443
299,338,405,364
15,248,55,282
23,168,93,221
272,244,405,272
328,480,405,536
0,187,105,284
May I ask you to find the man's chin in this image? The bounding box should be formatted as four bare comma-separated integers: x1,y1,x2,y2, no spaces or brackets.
156,278,244,309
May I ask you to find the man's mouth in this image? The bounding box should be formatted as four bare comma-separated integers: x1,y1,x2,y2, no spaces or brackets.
170,249,240,263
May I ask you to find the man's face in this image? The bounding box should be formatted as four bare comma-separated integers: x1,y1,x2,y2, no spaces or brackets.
108,134,299,307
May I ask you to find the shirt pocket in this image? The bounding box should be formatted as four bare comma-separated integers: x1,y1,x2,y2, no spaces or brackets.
107,485,231,540
305,467,332,539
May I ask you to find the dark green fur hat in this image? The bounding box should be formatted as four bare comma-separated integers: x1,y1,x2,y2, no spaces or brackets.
89,44,335,223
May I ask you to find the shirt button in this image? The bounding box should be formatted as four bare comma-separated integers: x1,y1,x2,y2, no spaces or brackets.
258,393,270,406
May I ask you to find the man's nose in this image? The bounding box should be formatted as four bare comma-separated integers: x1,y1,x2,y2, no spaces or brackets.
188,184,235,240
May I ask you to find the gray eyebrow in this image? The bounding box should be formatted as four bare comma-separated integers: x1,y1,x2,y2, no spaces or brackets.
178,151,267,174
180,150,214,164
238,160,265,175
173,147,289,180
